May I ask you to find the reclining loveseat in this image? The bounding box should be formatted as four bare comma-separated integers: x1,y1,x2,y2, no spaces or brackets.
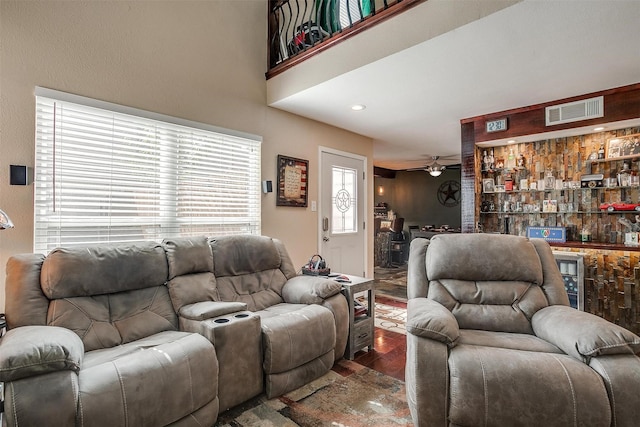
0,235,349,426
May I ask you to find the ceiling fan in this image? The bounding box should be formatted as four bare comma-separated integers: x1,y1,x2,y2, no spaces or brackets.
407,156,457,177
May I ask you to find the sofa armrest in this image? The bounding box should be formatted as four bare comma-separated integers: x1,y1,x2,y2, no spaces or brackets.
406,298,459,346
532,305,640,362
179,301,248,321
282,275,342,304
0,325,83,382
589,354,640,425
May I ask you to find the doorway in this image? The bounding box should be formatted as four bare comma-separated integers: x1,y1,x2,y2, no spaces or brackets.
319,148,366,277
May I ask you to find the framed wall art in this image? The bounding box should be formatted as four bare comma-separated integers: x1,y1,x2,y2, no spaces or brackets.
276,155,308,207
482,178,495,193
606,133,640,159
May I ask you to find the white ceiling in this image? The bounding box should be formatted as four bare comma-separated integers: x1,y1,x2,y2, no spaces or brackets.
267,0,640,171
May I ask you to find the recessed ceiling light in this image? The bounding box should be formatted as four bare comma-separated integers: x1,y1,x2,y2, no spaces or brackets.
351,104,366,111
507,140,516,144
594,127,605,131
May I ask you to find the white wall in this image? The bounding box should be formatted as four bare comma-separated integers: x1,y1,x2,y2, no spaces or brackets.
0,0,374,311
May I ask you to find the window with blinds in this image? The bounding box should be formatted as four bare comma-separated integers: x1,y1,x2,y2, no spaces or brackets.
34,89,261,253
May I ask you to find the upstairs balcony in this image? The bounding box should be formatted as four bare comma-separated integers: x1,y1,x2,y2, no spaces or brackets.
265,0,528,170
265,0,520,112
267,0,425,78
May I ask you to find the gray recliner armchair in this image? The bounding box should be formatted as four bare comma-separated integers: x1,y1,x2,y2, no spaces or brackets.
406,234,640,427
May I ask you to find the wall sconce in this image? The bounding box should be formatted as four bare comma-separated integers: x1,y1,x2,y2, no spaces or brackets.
377,185,385,196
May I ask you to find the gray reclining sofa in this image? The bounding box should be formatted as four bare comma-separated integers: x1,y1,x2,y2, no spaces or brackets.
0,235,348,426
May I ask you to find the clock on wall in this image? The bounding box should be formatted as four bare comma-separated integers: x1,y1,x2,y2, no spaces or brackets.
486,118,508,133
437,180,461,207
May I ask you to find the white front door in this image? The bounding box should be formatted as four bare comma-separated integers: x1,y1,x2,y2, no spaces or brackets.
320,149,366,277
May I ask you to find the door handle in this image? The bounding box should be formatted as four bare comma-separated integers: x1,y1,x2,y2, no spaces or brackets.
323,217,329,232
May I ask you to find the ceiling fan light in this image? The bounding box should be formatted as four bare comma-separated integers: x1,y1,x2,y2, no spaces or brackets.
427,160,446,177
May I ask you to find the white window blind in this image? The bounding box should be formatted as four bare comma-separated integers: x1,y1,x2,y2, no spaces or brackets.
34,90,261,253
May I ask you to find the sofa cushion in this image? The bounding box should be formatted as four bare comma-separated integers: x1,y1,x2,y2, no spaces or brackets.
0,325,83,382
211,236,290,311
423,235,551,334
179,301,248,321
266,350,335,398
426,234,543,284
281,275,342,304
458,329,563,354
216,271,287,311
82,330,205,368
211,235,282,277
48,286,178,351
5,253,49,328
260,303,336,374
448,344,611,426
40,242,168,298
406,298,459,345
528,239,572,306
533,305,640,360
167,272,219,312
79,331,218,426
428,278,548,334
163,236,213,279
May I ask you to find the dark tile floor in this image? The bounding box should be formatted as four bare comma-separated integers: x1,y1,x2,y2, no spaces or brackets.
352,296,407,382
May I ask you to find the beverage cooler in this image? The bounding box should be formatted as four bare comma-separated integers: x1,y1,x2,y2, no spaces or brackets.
552,251,585,310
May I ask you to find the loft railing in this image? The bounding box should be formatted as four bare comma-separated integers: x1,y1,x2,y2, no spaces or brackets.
267,0,425,78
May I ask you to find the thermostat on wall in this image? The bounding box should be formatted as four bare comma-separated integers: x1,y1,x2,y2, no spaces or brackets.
10,165,31,185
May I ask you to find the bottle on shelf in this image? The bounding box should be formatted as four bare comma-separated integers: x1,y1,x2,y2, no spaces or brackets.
618,161,631,186
507,147,516,169
482,150,489,172
544,169,555,190
598,143,605,159
631,166,639,187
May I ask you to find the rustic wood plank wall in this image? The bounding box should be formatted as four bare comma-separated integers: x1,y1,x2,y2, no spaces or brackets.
461,83,640,333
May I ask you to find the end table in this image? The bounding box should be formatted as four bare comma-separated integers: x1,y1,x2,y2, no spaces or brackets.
339,275,375,359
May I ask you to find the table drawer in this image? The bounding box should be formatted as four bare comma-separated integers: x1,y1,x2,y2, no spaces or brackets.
352,317,374,349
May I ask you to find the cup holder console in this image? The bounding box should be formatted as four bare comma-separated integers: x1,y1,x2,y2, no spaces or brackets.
210,311,255,326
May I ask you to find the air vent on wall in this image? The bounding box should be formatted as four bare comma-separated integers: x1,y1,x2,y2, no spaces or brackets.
545,96,604,126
